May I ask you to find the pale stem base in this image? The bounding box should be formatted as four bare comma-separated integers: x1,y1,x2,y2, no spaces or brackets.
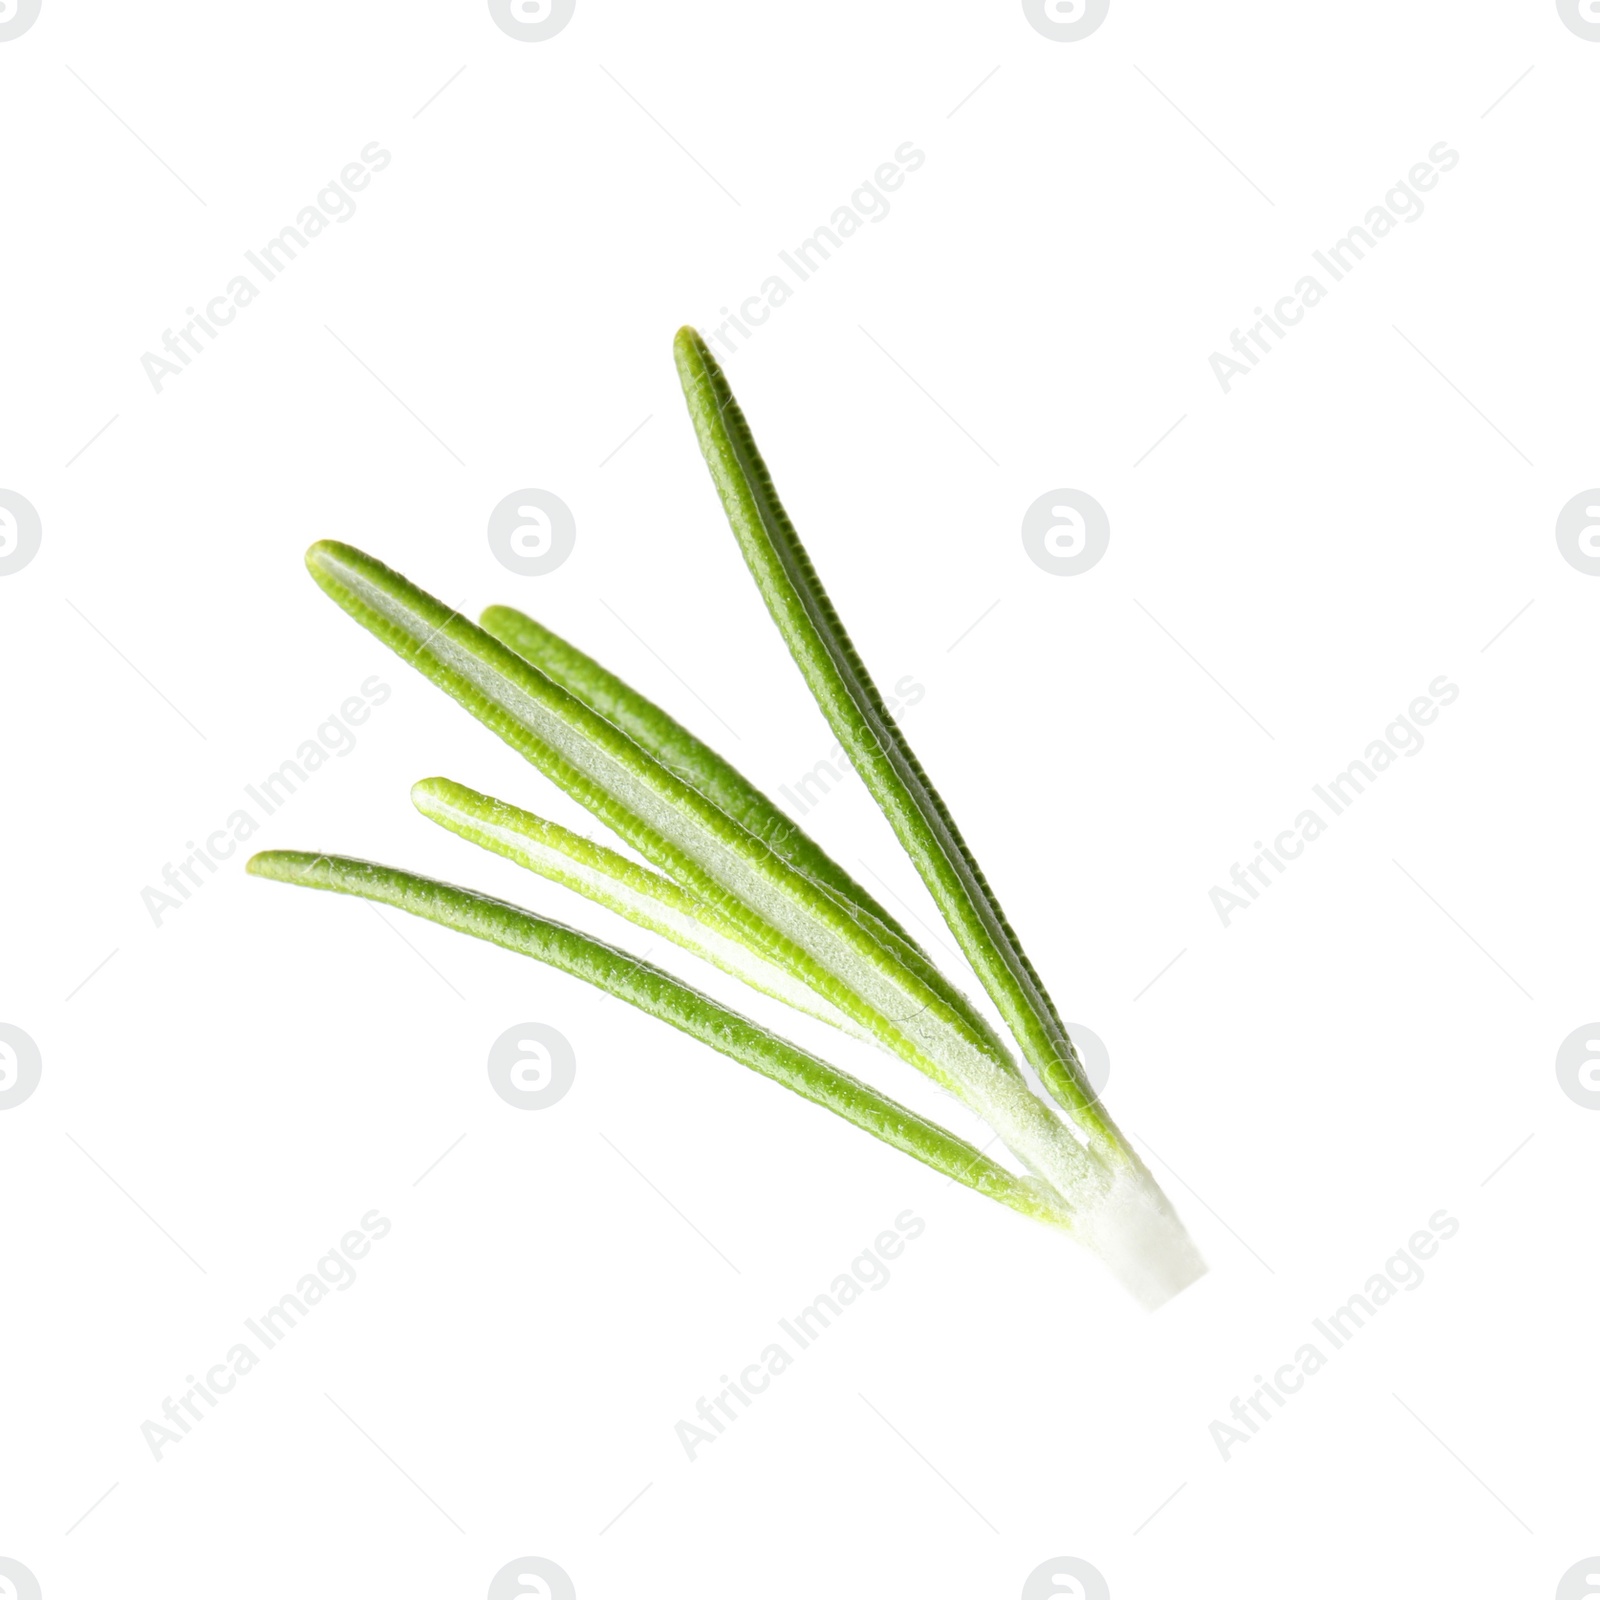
1076,1163,1208,1311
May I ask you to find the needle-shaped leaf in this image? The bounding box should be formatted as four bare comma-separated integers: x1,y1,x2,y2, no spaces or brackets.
673,328,1119,1151
479,601,1015,1071
480,603,912,941
247,848,1068,1229
412,775,867,1039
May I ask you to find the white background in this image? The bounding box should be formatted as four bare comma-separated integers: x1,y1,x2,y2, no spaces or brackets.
2,3,1597,1597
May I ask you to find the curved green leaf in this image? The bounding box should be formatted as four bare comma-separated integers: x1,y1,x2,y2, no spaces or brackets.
673,327,1120,1152
480,603,911,938
247,848,1069,1229
412,775,866,1039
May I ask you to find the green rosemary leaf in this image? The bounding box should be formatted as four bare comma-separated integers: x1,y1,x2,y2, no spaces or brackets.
247,848,1069,1229
479,603,912,939
411,775,866,1039
673,326,1118,1151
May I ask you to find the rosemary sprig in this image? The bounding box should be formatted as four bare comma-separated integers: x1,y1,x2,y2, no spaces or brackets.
250,329,1207,1308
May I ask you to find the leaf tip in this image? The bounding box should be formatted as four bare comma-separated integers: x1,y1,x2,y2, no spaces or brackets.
246,850,293,881
673,324,718,385
304,540,366,595
410,776,453,815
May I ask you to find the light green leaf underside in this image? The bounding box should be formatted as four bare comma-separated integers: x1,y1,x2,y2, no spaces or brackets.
478,602,1018,1077
480,603,912,939
411,775,867,1041
247,848,1068,1229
